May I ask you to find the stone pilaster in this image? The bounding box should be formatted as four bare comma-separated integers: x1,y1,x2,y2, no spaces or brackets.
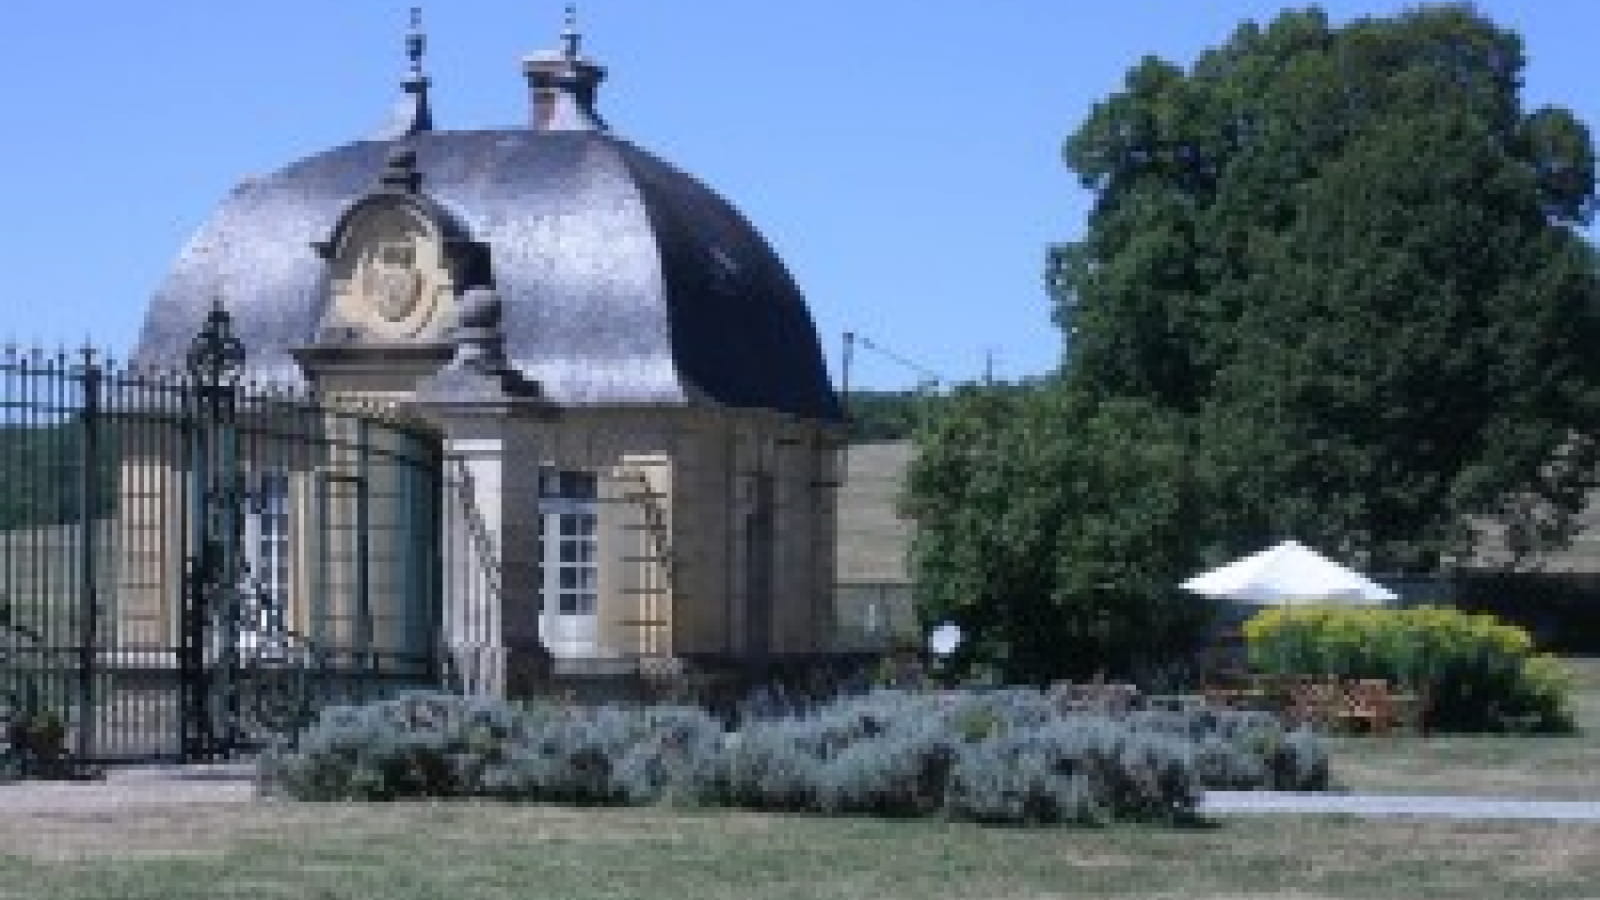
410,287,552,698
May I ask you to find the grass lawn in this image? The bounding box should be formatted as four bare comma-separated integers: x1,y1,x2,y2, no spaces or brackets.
1329,657,1600,799
3,656,1597,898
1,800,1598,900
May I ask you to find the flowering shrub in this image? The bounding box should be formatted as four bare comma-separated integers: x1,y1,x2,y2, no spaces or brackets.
0,687,70,782
1243,605,1575,732
259,688,1328,824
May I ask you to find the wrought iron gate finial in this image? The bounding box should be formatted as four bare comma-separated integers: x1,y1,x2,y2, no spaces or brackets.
186,298,246,387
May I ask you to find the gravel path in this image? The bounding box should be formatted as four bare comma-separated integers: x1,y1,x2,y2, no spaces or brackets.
0,779,254,814
6,773,1600,822
0,766,255,814
1202,790,1600,822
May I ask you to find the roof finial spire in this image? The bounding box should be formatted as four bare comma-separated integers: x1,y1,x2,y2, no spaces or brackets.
561,4,581,60
407,6,427,77
372,6,435,140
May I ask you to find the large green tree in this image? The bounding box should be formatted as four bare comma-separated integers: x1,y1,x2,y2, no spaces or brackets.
904,384,1216,682
1051,5,1600,571
906,5,1600,683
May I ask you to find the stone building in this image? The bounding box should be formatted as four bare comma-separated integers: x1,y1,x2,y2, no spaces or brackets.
130,11,845,695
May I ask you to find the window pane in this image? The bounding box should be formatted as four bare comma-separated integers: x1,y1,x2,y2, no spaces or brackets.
543,469,598,500
560,569,578,589
559,593,579,614
249,469,292,610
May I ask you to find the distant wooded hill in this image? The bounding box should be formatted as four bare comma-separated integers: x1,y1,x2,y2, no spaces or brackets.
844,382,1044,443
0,424,116,531
843,391,933,443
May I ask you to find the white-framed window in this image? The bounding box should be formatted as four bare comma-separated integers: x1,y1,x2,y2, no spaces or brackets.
539,469,599,656
245,470,292,625
555,511,598,614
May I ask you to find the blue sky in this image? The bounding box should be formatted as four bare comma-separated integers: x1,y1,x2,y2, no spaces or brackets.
1,1,1596,389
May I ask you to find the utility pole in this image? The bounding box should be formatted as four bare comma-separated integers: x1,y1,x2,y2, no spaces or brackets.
841,330,855,425
840,331,856,489
838,329,934,445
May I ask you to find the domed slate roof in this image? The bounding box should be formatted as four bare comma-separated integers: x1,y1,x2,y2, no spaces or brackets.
133,17,839,422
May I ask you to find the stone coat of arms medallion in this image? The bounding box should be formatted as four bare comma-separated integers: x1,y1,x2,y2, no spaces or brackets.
363,241,425,323
326,203,455,340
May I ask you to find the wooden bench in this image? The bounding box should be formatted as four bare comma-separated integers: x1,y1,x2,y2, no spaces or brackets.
1338,679,1395,734
1286,679,1346,729
1283,677,1424,734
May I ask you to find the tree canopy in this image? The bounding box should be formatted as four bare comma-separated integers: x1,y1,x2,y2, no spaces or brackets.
844,390,939,443
1050,4,1600,571
906,5,1600,682
904,384,1214,683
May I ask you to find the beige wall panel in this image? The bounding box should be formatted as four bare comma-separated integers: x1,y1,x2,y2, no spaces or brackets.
615,453,672,660
776,435,810,653
814,440,842,649
113,455,184,649
664,423,727,656
595,464,628,657
773,429,809,653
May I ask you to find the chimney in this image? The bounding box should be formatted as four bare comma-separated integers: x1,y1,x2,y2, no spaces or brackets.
521,5,608,132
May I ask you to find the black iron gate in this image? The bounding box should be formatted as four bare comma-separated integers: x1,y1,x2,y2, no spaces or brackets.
0,306,443,767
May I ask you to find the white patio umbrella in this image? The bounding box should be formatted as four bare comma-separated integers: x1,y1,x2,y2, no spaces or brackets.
1180,540,1397,606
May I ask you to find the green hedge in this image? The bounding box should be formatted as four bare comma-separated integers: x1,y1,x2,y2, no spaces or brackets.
1242,605,1575,732
257,690,1329,825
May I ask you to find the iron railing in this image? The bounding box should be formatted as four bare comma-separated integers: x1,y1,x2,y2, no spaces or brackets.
0,324,444,767
441,455,503,696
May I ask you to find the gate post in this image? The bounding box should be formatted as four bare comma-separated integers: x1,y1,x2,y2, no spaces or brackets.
75,347,101,764
182,300,245,761
410,287,549,697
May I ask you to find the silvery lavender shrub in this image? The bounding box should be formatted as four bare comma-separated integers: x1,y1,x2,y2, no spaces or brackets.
260,686,1330,817
1122,708,1326,792
945,715,1201,824
1106,728,1200,819
261,692,516,800
711,717,824,810
813,716,956,816
972,688,1058,730
1186,733,1268,789
479,705,663,804
1136,711,1272,790
706,690,942,814
613,706,725,805
1267,725,1330,790
792,690,921,757
262,694,713,804
946,721,1114,825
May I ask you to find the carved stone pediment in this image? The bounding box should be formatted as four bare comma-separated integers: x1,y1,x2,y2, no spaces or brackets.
312,153,491,346
319,199,456,341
